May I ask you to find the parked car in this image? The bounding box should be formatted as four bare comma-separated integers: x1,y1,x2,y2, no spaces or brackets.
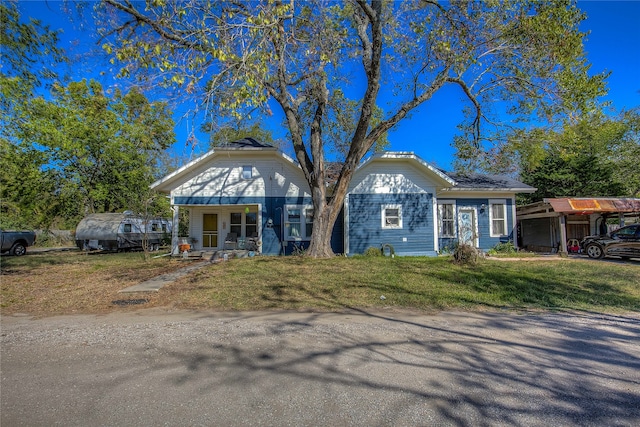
581,224,640,260
0,229,37,256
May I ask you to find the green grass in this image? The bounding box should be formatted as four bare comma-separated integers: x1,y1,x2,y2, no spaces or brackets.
2,251,639,316
164,256,640,314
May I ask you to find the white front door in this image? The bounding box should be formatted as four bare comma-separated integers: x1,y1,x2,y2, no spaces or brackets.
458,209,478,247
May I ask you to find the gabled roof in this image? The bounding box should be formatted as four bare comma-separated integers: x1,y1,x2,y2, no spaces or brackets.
151,138,295,193
357,152,456,187
445,172,536,193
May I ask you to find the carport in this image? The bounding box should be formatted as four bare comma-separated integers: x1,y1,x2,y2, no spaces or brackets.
517,197,640,255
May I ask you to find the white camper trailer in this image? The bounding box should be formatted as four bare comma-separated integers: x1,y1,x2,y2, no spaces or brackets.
75,212,171,252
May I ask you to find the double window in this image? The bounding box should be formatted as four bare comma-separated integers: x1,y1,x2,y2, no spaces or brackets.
438,202,456,237
489,200,507,237
230,211,258,238
286,205,314,239
381,204,402,229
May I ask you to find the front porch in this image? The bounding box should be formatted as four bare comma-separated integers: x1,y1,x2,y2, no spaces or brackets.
170,203,266,255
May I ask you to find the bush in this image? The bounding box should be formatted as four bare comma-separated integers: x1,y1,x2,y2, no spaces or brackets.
452,244,479,266
487,241,517,255
363,246,382,257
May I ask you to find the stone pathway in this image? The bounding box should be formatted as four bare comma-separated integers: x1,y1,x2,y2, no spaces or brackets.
119,260,208,293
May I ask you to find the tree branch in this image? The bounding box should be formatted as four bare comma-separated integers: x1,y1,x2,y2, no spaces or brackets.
103,0,206,51
446,76,482,143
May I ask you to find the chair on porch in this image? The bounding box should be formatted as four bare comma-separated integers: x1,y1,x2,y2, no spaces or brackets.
246,232,259,251
224,232,237,250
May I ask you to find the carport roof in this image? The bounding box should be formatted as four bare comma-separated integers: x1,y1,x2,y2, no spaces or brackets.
544,198,640,214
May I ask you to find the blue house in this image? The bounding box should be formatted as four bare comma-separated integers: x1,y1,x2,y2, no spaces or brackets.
151,139,535,256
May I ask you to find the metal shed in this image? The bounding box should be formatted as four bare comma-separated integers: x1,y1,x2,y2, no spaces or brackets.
517,198,640,254
75,212,171,252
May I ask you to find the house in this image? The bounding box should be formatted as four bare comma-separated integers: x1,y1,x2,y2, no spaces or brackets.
345,152,536,255
151,139,536,256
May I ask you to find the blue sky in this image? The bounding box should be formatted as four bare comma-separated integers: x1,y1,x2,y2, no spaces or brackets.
18,0,640,170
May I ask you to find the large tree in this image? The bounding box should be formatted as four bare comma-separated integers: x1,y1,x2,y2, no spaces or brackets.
99,0,606,257
0,1,67,228
11,79,175,226
488,110,640,203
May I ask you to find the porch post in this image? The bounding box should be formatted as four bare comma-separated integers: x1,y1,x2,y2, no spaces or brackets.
511,197,518,249
558,214,568,256
171,205,180,255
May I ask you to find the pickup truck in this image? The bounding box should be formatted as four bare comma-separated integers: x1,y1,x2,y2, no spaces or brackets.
0,229,37,256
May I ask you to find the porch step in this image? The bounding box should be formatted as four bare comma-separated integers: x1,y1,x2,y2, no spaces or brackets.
172,249,259,261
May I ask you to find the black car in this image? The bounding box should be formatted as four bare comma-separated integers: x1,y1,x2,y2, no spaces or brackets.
581,224,640,260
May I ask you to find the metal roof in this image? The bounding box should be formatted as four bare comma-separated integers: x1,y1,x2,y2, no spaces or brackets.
75,213,129,240
216,137,276,149
446,173,536,193
544,198,640,214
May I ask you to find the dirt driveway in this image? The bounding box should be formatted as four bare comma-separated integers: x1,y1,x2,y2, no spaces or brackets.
2,309,639,426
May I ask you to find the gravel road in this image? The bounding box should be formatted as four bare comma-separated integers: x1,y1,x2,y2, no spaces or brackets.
2,309,639,426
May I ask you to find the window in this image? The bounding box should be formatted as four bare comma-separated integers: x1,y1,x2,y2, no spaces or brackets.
489,200,507,236
381,204,402,229
124,223,132,233
246,212,257,237
439,203,456,237
230,211,257,238
285,205,313,239
305,208,314,237
230,212,242,236
242,165,252,179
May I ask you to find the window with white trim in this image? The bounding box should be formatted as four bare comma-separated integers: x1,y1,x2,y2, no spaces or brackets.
230,211,258,238
381,204,402,229
285,205,314,239
438,202,456,237
489,200,507,236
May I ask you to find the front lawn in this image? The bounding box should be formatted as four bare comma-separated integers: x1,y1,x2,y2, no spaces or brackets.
2,251,638,317
161,255,640,313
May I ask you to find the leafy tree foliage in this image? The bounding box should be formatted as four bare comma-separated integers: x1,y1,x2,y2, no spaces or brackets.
204,122,278,150
4,80,175,228
519,110,640,202
0,1,67,229
0,1,65,92
470,110,640,203
99,0,606,257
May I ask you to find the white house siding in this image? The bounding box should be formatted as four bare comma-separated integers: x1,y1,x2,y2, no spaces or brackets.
348,161,437,195
172,155,311,200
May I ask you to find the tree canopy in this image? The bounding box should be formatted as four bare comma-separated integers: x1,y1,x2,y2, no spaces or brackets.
505,110,639,203
99,0,607,257
1,1,66,228
1,3,176,230
1,79,175,229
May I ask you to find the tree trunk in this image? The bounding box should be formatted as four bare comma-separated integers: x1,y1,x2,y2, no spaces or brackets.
307,209,336,258
305,168,352,258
